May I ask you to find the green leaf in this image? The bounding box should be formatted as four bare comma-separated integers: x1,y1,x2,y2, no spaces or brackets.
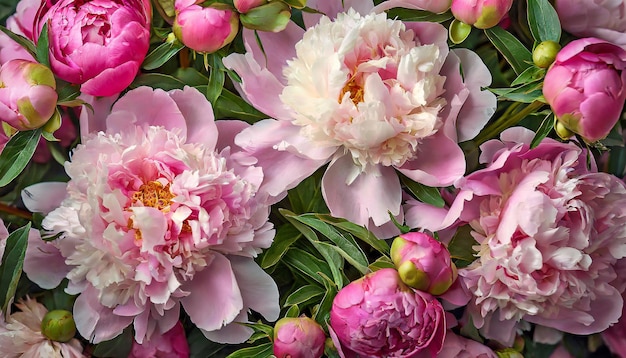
401,175,445,208
386,8,453,23
283,248,334,285
287,172,328,214
447,225,477,268
260,223,301,269
510,66,546,87
212,88,268,123
142,40,184,70
35,24,50,67
92,326,133,357
313,273,338,325
0,25,36,57
608,146,626,177
530,113,554,149
293,214,369,274
226,342,273,358
175,67,209,86
188,328,228,358
490,82,544,103
284,284,325,306
0,222,30,313
527,0,561,43
484,27,533,75
0,129,41,187
131,73,185,91
368,256,396,272
285,304,300,318
314,214,390,255
206,53,226,105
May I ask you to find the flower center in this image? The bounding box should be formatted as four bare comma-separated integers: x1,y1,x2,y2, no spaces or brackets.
340,76,364,105
132,181,175,211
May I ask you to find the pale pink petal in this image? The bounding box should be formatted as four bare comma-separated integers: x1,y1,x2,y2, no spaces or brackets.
229,256,279,321
215,120,249,153
180,253,243,332
304,0,375,26
322,155,401,228
169,86,218,149
73,286,134,343
79,93,119,137
23,231,69,289
200,310,253,344
21,182,68,214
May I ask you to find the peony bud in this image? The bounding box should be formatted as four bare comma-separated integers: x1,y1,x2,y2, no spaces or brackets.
174,1,239,53
273,316,326,358
239,2,291,33
234,0,268,13
0,59,57,130
451,0,513,29
533,41,561,68
390,232,457,295
41,309,77,343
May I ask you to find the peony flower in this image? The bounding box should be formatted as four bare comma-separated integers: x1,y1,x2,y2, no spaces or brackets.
173,0,239,53
438,331,497,358
390,232,457,295
329,268,446,357
273,316,326,358
603,291,626,358
543,38,626,142
0,297,84,358
41,0,151,96
406,127,626,345
223,0,496,238
450,0,513,29
0,59,58,131
555,0,626,48
22,86,280,344
234,0,267,13
0,0,40,64
129,321,189,358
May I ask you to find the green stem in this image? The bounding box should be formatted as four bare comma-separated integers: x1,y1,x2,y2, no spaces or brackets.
474,101,544,145
0,202,32,220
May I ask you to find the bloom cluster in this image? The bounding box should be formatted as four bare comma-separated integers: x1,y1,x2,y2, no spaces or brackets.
0,0,625,357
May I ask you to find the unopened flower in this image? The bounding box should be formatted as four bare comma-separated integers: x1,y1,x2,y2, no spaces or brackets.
22,86,280,344
406,127,626,344
0,59,57,130
391,232,457,295
273,316,326,358
173,0,239,53
130,321,189,358
450,0,513,29
239,2,291,32
555,0,626,48
543,38,626,142
223,0,496,238
42,0,151,96
0,297,84,358
329,268,446,357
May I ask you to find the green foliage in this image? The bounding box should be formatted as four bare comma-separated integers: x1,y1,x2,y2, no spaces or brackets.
527,0,562,43
0,222,30,312
485,27,533,76
0,129,41,188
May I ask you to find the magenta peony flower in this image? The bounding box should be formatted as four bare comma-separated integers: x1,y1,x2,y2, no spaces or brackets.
223,0,496,238
273,316,326,358
555,0,626,48
406,127,626,344
42,0,151,97
329,268,446,357
543,38,626,142
0,297,84,358
438,331,497,358
173,0,239,54
0,59,58,130
390,232,457,295
22,86,280,344
129,321,189,358
603,291,626,358
450,0,513,29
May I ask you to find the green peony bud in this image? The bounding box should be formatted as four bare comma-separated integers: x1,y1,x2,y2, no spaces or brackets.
41,309,77,343
533,41,561,68
239,2,291,32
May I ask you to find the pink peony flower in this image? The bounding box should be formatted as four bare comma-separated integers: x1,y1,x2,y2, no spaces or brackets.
234,0,267,13
603,291,626,358
41,0,151,97
450,0,513,29
543,38,626,142
0,59,58,131
555,0,626,48
406,127,626,344
22,86,280,344
223,0,496,238
329,268,446,357
273,316,326,358
0,0,40,64
0,297,84,358
438,331,497,358
129,321,189,358
390,232,457,295
173,0,239,54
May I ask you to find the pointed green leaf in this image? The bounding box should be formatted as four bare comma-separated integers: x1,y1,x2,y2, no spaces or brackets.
260,223,301,269
142,40,184,70
284,284,325,307
0,25,36,57
401,175,445,208
283,248,333,285
313,214,390,255
530,113,555,148
0,222,31,313
0,129,41,187
35,23,50,68
206,53,226,106
527,0,561,43
226,342,273,358
485,27,533,75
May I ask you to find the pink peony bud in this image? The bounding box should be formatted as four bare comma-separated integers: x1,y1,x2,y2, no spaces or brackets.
451,0,513,29
391,232,457,295
329,268,446,357
273,316,326,358
0,59,57,130
42,0,151,97
129,321,190,358
173,1,239,53
234,0,267,13
543,38,626,142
